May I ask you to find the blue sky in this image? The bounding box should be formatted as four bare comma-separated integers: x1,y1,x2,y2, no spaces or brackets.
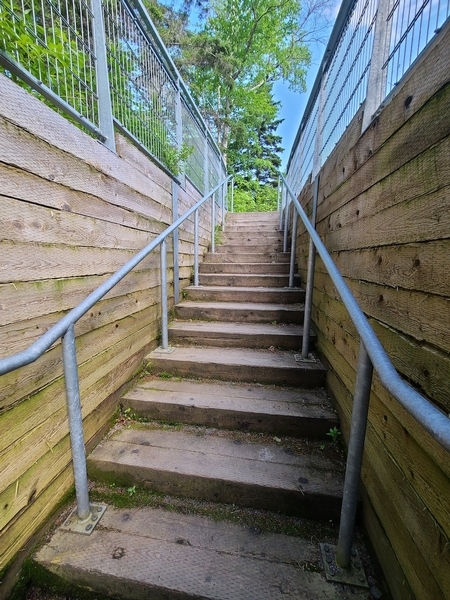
273,43,325,170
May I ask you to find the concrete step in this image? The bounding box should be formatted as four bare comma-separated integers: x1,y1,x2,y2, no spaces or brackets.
200,260,289,275
87,427,343,519
123,378,338,437
168,321,311,350
36,506,370,600
222,233,284,244
204,251,290,263
184,285,305,304
200,261,290,274
174,301,304,323
198,273,300,287
216,244,285,254
227,211,280,222
146,346,326,387
225,223,281,232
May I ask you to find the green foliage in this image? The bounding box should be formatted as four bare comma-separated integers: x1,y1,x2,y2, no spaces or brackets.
326,427,342,445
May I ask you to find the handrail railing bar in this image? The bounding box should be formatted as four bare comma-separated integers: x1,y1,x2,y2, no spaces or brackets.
0,175,232,377
280,173,450,451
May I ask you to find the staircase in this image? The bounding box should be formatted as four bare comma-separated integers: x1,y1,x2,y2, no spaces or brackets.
35,212,372,599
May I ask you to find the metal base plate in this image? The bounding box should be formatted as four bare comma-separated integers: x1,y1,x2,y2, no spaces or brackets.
294,353,318,363
60,504,107,535
153,346,176,354
320,544,369,588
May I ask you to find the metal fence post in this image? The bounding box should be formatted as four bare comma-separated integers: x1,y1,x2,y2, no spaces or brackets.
301,174,319,358
172,181,180,304
336,342,374,568
62,325,91,521
361,0,394,131
194,209,199,286
91,0,115,152
160,239,169,349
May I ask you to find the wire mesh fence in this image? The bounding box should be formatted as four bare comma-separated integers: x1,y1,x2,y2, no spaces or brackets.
0,0,98,126
0,0,226,190
287,0,450,194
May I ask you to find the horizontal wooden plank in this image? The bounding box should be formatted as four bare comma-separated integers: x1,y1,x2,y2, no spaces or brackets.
320,81,450,223
0,240,162,283
0,195,159,251
312,286,449,411
359,485,414,600
329,371,448,600
320,137,450,246
0,302,161,412
1,288,160,358
0,75,174,212
0,269,163,327
0,116,171,225
115,134,172,192
0,163,164,235
314,312,450,514
0,344,145,533
312,266,450,353
0,318,159,491
319,27,450,207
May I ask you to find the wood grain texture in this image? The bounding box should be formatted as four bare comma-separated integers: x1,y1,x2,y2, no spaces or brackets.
0,73,205,574
294,26,450,600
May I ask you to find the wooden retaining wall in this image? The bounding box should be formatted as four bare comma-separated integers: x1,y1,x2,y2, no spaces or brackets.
294,26,450,600
0,74,214,574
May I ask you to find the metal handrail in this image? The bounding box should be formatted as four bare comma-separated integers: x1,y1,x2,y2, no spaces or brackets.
279,172,450,567
0,174,231,528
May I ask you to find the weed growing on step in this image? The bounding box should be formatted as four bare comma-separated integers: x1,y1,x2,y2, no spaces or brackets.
158,371,172,379
326,427,342,445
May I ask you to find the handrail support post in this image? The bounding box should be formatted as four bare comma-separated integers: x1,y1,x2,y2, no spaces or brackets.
160,239,169,349
301,175,319,358
289,209,298,288
194,209,199,286
62,325,91,522
336,342,373,568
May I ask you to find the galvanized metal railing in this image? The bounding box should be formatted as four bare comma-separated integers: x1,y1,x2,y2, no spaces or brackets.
286,0,450,195
279,171,450,568
0,174,231,531
0,0,226,191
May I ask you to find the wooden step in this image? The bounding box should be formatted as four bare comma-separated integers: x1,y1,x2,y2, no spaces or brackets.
168,321,311,350
123,379,338,437
198,273,300,287
227,211,280,222
146,346,326,387
184,285,305,303
36,506,371,600
87,427,343,520
174,301,304,323
200,262,290,274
